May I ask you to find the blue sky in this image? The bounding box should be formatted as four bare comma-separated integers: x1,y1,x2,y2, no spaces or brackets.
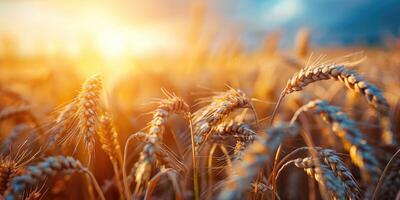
0,0,399,54
216,0,400,47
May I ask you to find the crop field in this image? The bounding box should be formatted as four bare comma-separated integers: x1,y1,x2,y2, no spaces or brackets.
0,1,399,200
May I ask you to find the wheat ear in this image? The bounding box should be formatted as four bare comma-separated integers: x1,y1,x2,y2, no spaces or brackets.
4,156,105,200
99,114,123,164
210,120,256,144
193,88,257,146
47,101,78,148
291,99,381,183
285,64,388,111
272,63,394,145
317,149,360,199
98,113,127,200
76,74,103,155
293,156,350,200
125,90,189,196
291,64,393,143
217,123,298,200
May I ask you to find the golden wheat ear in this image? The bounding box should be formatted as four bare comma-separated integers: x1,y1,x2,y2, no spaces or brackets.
77,74,103,156
128,90,190,197
193,87,256,146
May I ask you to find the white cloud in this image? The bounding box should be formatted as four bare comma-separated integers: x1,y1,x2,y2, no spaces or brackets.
263,0,303,26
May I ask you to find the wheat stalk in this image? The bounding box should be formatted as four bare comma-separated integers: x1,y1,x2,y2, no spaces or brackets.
373,149,400,199
375,159,400,199
291,99,381,183
217,122,298,200
206,120,256,200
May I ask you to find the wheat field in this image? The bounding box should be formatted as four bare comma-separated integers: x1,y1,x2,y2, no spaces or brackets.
0,2,400,200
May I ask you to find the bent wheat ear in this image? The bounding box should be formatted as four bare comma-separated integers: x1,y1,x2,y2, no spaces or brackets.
317,149,360,199
291,99,381,183
217,123,298,200
4,156,105,200
294,157,347,200
148,90,190,140
131,91,189,195
285,64,389,112
282,63,395,145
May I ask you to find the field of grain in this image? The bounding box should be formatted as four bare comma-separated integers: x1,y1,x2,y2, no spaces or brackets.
0,1,399,200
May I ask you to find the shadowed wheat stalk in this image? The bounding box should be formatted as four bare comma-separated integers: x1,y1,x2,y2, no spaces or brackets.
206,120,256,199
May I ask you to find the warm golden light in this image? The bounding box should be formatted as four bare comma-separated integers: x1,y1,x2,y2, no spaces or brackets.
0,1,183,62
